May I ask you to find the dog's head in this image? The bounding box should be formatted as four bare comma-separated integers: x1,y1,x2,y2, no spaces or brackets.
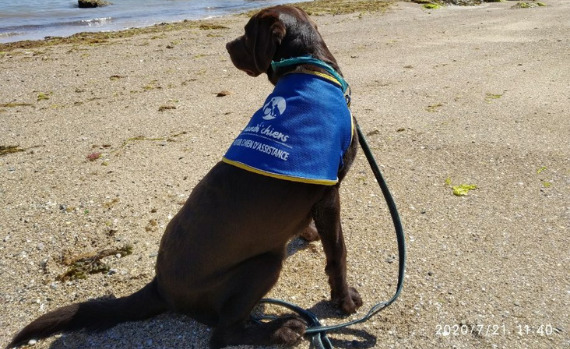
226,5,339,83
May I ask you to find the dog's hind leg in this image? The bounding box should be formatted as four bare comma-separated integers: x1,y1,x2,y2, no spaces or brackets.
209,251,306,348
313,186,363,314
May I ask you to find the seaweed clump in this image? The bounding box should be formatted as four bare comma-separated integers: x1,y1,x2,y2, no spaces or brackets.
412,0,510,7
58,245,133,281
295,0,393,15
0,145,25,156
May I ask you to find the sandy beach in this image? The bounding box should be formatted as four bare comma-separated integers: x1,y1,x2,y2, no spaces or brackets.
1,0,568,348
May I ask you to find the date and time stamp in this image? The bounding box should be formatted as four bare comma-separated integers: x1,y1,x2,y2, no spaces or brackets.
435,323,562,337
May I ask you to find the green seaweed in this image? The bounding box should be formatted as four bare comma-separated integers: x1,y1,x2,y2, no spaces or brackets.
198,24,229,30
285,0,392,16
453,184,478,196
423,3,442,9
37,92,51,101
485,92,503,102
446,177,478,196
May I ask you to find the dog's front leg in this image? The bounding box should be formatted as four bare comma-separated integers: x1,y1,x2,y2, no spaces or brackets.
313,186,363,314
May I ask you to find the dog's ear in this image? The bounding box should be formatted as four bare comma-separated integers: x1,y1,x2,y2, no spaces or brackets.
250,11,286,74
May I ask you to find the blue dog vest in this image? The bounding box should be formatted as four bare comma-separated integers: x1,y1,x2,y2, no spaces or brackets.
222,72,352,185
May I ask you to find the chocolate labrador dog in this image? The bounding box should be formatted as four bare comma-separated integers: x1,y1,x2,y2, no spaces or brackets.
7,5,361,349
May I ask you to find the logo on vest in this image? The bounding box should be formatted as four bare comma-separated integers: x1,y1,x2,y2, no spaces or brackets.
262,96,286,120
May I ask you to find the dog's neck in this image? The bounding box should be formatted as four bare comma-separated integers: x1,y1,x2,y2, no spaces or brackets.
270,56,349,94
270,56,349,93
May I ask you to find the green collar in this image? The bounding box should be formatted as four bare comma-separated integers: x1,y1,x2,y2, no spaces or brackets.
271,55,350,94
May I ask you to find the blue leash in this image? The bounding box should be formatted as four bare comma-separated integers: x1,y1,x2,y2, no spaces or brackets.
258,56,407,349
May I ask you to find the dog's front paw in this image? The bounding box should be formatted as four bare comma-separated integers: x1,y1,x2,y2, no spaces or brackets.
270,316,307,345
334,287,363,314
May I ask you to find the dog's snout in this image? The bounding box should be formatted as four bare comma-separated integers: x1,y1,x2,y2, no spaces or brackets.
226,36,241,52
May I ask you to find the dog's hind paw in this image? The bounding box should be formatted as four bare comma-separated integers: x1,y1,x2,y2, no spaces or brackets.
270,316,307,345
299,221,319,242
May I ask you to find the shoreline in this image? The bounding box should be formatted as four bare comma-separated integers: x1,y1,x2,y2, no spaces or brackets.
0,0,312,45
0,19,236,52
0,0,392,52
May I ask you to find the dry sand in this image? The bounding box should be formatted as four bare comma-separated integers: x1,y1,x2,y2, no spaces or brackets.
1,0,568,348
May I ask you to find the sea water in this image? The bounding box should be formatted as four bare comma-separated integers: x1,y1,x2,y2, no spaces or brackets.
0,0,310,43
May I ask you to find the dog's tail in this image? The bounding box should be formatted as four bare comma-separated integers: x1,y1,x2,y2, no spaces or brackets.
6,278,167,349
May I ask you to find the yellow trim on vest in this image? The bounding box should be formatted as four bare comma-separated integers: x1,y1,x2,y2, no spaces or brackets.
222,158,339,186
302,70,342,87
349,111,355,145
